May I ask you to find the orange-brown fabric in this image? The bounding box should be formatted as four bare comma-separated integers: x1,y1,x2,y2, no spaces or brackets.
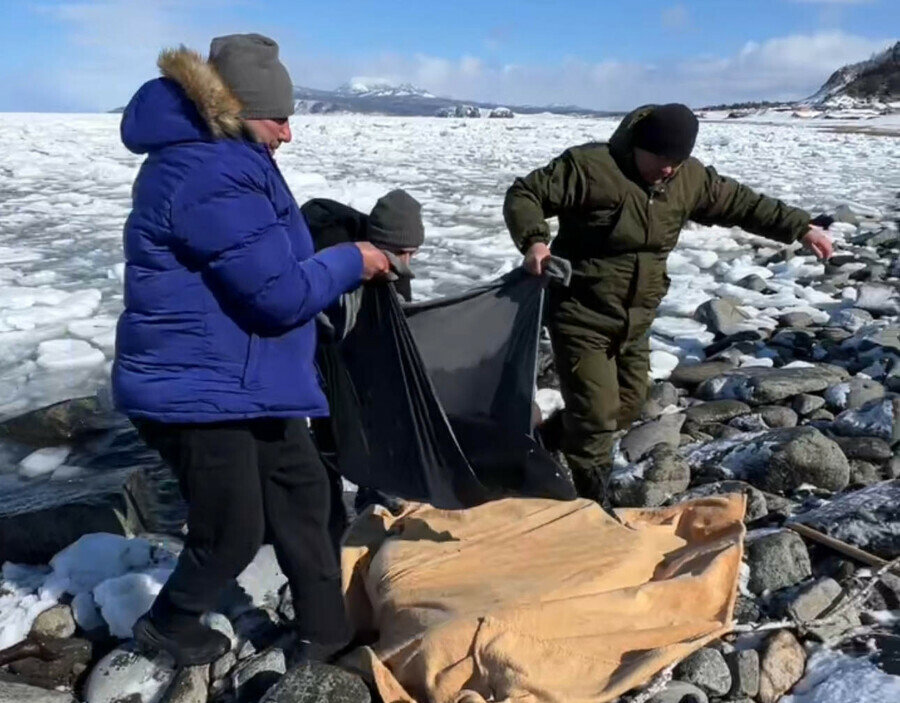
341,495,746,703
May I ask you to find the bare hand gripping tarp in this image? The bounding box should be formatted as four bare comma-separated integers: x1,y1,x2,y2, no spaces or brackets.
319,269,576,509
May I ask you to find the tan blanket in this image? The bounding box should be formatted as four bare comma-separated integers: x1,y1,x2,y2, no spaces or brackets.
341,495,746,703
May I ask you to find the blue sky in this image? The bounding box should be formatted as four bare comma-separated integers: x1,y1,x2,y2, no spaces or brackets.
0,0,896,112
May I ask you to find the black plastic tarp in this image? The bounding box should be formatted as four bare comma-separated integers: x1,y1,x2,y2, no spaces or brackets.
319,270,576,510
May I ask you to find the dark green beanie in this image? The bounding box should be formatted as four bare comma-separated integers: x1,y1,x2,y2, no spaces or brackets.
367,190,425,251
209,33,295,120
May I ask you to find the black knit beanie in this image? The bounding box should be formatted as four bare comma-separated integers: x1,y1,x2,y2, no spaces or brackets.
367,190,425,251
209,34,294,119
632,104,699,162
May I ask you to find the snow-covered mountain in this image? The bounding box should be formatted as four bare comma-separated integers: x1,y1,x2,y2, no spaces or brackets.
291,82,616,118
807,41,900,107
335,81,436,99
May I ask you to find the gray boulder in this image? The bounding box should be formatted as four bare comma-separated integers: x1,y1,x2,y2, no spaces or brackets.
758,631,806,703
0,682,76,703
684,400,751,425
162,666,209,703
647,681,709,703
674,648,732,697
695,364,849,406
789,480,900,559
738,274,768,292
779,312,815,329
850,460,884,486
833,396,900,443
761,426,850,494
609,445,690,508
669,361,736,390
792,394,826,416
759,405,799,429
855,283,900,316
260,661,371,703
620,413,685,463
833,435,892,462
694,298,752,337
824,378,885,411
232,648,286,703
643,382,680,420
781,577,860,641
725,649,760,699
30,605,76,640
746,530,812,595
84,645,175,703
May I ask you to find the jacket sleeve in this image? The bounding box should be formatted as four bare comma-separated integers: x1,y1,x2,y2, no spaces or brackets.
170,165,364,335
503,149,593,254
689,164,811,245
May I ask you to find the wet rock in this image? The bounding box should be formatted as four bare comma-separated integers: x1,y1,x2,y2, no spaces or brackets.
694,298,753,337
669,361,737,390
232,648,286,703
684,400,751,425
674,648,732,697
643,382,680,420
824,378,885,411
833,396,900,443
212,650,237,681
671,481,768,522
0,397,118,447
0,681,76,703
746,530,812,595
259,661,371,703
620,413,685,463
30,605,75,640
6,636,92,691
759,427,850,495
829,308,874,333
792,394,826,416
808,408,835,422
789,480,900,559
738,274,769,292
696,364,849,406
725,649,760,699
609,446,690,508
84,645,175,703
734,595,762,624
850,459,884,486
771,328,817,354
759,405,799,428
782,577,860,641
647,681,709,703
833,435,892,462
779,312,815,329
757,631,807,703
163,665,209,703
856,283,900,316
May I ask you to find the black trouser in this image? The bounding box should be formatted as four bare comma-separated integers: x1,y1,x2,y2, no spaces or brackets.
136,418,349,645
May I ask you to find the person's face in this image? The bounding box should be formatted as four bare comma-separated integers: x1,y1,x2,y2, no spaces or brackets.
245,118,292,153
634,147,682,186
391,249,418,266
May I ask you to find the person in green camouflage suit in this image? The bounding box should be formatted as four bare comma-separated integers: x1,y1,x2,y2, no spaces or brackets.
503,104,833,502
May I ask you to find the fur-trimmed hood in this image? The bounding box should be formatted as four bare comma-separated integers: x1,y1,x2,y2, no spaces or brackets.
121,46,247,154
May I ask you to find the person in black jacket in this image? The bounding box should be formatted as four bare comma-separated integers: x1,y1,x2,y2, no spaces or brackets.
301,190,425,550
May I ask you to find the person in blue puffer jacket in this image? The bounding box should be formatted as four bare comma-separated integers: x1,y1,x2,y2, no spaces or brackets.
113,33,390,667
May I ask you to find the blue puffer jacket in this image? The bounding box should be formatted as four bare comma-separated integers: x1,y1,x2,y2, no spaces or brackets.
113,49,363,423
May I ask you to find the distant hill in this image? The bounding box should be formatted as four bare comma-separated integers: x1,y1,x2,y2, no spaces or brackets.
702,41,900,113
291,81,618,118
110,80,618,118
807,41,900,106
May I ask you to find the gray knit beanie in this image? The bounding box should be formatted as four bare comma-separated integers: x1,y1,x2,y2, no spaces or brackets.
209,33,295,119
367,190,425,251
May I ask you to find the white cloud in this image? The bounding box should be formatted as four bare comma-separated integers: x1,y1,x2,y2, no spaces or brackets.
1,3,895,113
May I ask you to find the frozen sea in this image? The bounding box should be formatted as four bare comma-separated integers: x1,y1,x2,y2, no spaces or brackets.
0,112,897,425
0,112,899,686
